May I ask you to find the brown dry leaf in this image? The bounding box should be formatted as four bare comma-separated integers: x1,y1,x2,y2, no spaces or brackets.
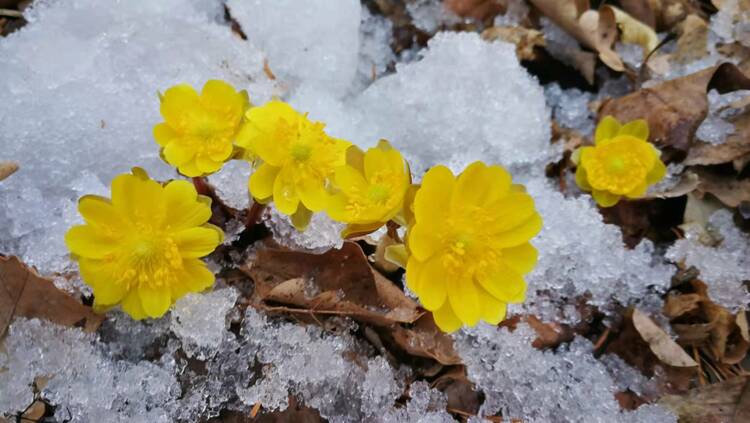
389,314,462,365
21,401,46,421
673,14,708,64
659,376,750,423
606,6,659,53
431,367,482,415
663,293,702,318
693,169,750,209
685,109,750,166
244,241,422,327
0,160,18,181
618,0,657,29
444,0,505,22
481,25,545,61
648,171,700,199
526,315,575,349
0,255,104,338
737,311,749,342
632,308,698,367
598,63,750,153
371,232,401,274
529,0,624,71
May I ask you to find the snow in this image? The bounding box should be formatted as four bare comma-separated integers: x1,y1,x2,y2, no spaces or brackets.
0,0,275,273
170,288,239,359
667,210,750,310
695,89,750,145
226,0,361,98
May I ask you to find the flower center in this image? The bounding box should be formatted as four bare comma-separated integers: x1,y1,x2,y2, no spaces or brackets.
367,184,390,203
291,142,312,161
119,232,182,290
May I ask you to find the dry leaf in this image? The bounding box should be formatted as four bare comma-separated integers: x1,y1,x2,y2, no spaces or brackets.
606,6,659,53
481,25,545,61
526,315,575,349
659,376,750,423
244,241,422,327
693,169,750,208
648,171,700,199
632,308,697,367
663,293,702,317
389,314,462,365
673,14,708,64
618,0,657,29
737,311,749,342
0,160,18,182
685,109,750,166
444,0,505,22
0,255,104,338
431,367,482,415
529,0,625,71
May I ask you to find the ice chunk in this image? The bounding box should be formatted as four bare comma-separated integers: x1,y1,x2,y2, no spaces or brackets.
0,0,274,274
227,0,361,98
170,288,239,359
695,89,750,145
207,160,252,210
520,179,674,322
666,210,750,310
382,381,455,423
263,207,345,253
407,0,459,34
455,322,677,423
545,82,595,136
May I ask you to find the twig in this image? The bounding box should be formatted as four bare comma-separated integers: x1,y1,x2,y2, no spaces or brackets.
0,8,23,18
694,346,706,386
593,328,610,351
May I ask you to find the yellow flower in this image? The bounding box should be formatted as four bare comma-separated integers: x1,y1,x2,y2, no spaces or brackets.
237,100,350,229
405,162,542,333
326,140,411,236
574,116,666,207
65,168,224,319
154,80,249,177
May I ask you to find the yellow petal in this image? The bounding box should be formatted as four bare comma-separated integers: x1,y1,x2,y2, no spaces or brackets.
272,166,300,215
334,165,368,194
200,79,246,122
121,290,147,320
491,213,543,249
65,225,119,259
78,258,127,305
78,195,126,229
447,278,481,326
290,204,313,231
178,160,202,178
173,227,222,258
153,123,176,147
407,223,441,262
501,242,538,275
345,144,366,174
575,165,591,191
182,258,215,292
164,180,212,230
209,141,234,162
111,172,166,224
478,287,508,325
432,301,463,333
592,189,621,207
196,155,223,175
618,119,649,140
160,84,200,126
363,145,391,181
246,101,299,166
161,139,193,165
413,166,454,231
249,163,280,201
138,285,172,318
451,161,492,208
340,221,384,238
595,116,621,144
405,258,424,295
487,193,538,234
417,257,447,311
298,177,329,213
477,266,527,303
646,156,666,185
384,244,408,269
625,182,648,199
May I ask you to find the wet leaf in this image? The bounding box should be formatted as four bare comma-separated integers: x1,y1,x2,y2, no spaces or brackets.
632,308,697,367
0,255,104,339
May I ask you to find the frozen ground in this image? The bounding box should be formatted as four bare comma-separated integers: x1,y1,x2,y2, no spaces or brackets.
0,0,747,421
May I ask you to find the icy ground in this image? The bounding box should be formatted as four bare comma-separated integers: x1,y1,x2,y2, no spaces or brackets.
0,0,747,422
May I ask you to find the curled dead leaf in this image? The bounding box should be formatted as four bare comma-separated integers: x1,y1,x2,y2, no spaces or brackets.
606,6,659,53
673,14,708,64
659,376,750,423
632,308,697,367
685,109,750,167
0,255,104,338
693,168,750,209
529,0,624,71
389,314,462,365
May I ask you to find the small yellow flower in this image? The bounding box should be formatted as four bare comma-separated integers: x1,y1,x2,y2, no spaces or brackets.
405,162,542,333
326,140,411,236
65,168,224,319
154,80,249,177
573,116,666,207
237,100,350,229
